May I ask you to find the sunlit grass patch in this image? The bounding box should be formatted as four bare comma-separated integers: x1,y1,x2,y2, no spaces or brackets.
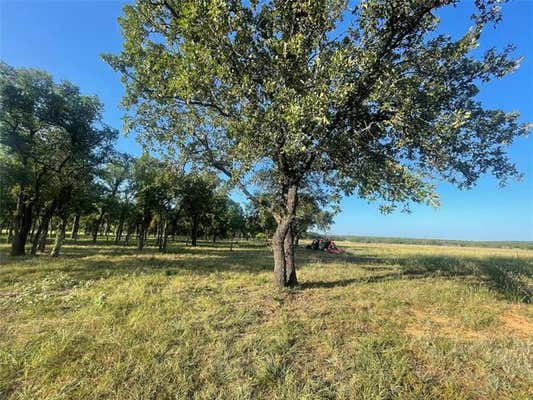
0,238,532,399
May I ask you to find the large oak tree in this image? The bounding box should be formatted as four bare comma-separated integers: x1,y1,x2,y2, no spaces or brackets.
105,0,530,287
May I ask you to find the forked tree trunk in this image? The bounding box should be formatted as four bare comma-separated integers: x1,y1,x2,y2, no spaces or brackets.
32,206,53,256
272,184,299,288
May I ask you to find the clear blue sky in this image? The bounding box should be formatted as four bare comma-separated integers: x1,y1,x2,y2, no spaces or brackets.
1,0,532,241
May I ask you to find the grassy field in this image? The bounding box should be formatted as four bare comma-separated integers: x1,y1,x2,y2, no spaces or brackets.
327,235,533,250
0,237,532,399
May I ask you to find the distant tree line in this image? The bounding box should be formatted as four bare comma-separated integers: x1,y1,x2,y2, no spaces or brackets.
0,63,333,257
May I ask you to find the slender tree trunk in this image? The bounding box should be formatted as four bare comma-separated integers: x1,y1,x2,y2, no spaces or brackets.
138,209,151,252
50,213,68,257
38,216,51,253
137,222,145,251
29,215,38,243
160,219,169,253
124,224,132,246
71,213,80,240
157,218,164,250
115,216,124,244
191,215,199,247
92,208,105,243
138,223,145,251
11,190,33,256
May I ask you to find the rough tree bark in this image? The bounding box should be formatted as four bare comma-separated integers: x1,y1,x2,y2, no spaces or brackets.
272,184,299,288
10,190,34,256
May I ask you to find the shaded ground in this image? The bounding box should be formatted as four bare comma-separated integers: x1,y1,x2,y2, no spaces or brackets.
0,238,532,399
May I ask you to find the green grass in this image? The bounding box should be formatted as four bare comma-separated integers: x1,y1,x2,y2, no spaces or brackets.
1,237,532,399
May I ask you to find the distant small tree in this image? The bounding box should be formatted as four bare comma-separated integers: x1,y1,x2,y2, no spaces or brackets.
91,154,131,243
179,173,219,246
106,0,530,287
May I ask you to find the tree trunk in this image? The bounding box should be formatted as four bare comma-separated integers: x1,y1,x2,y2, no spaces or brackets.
284,224,298,287
272,184,299,288
31,203,55,256
115,216,124,245
38,216,51,253
92,208,105,243
157,219,164,250
138,223,145,251
124,224,132,246
138,209,151,252
71,213,80,240
272,227,287,288
50,214,68,257
29,215,38,243
160,219,169,253
191,216,199,247
10,191,33,256
104,219,111,241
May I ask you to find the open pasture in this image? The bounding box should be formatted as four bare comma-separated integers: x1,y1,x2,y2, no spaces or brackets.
1,238,532,399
